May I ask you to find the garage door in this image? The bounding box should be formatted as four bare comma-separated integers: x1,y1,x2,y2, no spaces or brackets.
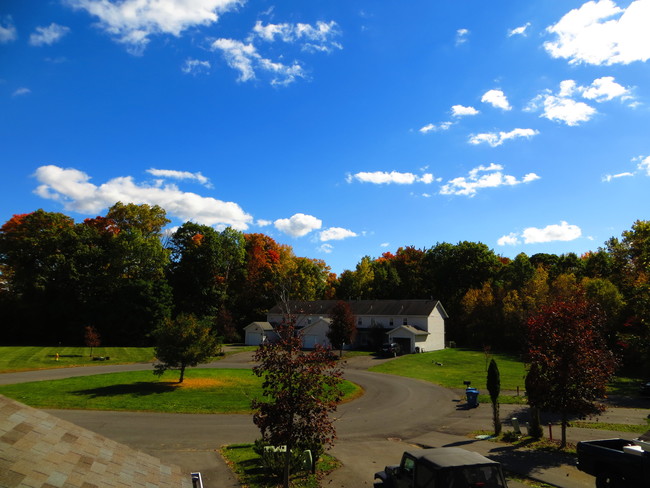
246,332,262,346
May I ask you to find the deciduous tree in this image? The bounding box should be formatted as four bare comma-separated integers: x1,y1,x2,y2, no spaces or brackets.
327,300,357,357
84,325,101,357
252,324,343,487
526,296,617,447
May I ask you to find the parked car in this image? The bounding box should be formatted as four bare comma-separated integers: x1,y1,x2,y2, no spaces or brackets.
374,447,508,488
380,342,401,357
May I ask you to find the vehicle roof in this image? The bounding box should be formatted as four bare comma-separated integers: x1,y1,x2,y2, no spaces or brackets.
404,448,499,469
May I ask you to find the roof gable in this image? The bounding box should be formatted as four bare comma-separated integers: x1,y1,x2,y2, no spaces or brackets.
268,300,447,318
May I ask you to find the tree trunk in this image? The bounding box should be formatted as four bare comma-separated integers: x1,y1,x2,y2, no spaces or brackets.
561,412,567,448
528,406,543,439
492,400,501,436
179,364,186,383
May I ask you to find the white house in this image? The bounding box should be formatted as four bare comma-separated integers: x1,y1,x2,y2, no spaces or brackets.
260,299,448,353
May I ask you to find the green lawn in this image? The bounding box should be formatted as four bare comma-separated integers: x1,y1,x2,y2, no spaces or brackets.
370,348,528,391
0,368,362,414
0,346,156,373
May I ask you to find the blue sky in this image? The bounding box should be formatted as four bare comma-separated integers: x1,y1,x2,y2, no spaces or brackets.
1,0,649,274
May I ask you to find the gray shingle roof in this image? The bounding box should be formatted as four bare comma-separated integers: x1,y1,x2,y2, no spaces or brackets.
0,395,192,488
268,299,447,318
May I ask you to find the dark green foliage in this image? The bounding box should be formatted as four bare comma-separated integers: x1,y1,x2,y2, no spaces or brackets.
327,300,357,357
487,359,501,435
153,313,221,383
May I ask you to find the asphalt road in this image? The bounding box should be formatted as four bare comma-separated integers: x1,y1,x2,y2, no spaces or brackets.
3,352,460,487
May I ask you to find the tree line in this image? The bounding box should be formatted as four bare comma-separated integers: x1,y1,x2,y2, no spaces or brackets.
0,203,648,374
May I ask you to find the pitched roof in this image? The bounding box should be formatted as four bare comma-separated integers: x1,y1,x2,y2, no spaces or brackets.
0,395,192,488
268,299,447,318
389,325,429,336
244,321,274,331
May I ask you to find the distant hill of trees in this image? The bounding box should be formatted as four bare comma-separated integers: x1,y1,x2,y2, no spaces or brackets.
1,204,648,375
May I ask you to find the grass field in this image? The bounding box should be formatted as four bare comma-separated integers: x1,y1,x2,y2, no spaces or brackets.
0,368,362,414
370,348,528,391
0,346,156,373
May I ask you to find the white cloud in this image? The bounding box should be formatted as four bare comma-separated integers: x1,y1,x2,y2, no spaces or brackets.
419,121,453,133
33,165,253,230
522,221,582,243
251,20,342,53
580,76,629,101
635,155,650,175
318,243,333,253
29,23,70,46
451,105,479,117
602,172,634,182
544,0,650,65
12,87,31,97
182,58,211,75
508,22,531,37
211,38,305,86
497,233,520,246
67,0,242,54
481,89,512,110
469,128,539,147
256,219,272,227
146,168,212,187
440,163,540,197
348,171,435,185
456,28,469,45
0,16,17,43
320,227,357,242
274,213,322,237
380,242,390,248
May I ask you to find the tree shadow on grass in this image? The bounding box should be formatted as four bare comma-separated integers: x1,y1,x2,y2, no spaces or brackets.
73,382,179,398
47,354,83,358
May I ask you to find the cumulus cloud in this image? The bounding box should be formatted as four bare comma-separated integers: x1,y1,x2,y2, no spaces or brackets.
256,219,272,227
636,155,650,175
0,16,17,43
29,23,70,46
320,227,357,242
603,155,650,181
274,213,322,237
12,87,31,97
508,22,531,37
211,38,305,85
419,121,453,133
318,243,333,254
456,28,469,45
497,233,520,246
440,163,540,197
182,58,211,75
451,105,479,117
498,221,582,245
250,20,342,53
481,89,512,110
33,165,253,230
522,221,582,243
67,0,242,54
469,128,539,147
347,171,435,185
544,0,650,65
526,77,630,126
146,168,212,187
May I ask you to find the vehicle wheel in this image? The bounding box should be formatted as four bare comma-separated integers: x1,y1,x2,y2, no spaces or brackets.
373,482,385,488
596,472,622,488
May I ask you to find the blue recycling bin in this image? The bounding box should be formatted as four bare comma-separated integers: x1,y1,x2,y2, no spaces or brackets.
465,387,479,408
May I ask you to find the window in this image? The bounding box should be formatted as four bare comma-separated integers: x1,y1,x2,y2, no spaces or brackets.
403,317,408,325
357,317,362,326
389,318,394,326
307,317,312,325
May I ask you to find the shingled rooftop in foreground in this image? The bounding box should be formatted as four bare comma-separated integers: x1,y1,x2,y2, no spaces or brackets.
0,394,192,488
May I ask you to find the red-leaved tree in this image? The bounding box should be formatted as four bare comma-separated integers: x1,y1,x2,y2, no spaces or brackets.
526,295,617,447
84,325,101,358
327,300,357,357
252,323,343,487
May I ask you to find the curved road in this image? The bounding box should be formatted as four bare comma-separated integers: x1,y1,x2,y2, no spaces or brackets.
1,353,459,487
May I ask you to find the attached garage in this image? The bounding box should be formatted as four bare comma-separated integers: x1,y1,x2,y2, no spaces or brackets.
387,325,430,354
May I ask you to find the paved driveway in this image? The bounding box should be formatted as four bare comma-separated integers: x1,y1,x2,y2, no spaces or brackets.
3,353,459,487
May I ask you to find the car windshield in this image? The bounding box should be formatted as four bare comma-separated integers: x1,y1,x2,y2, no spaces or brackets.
440,466,507,488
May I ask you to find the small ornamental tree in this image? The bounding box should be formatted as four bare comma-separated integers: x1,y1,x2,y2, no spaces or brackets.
84,325,101,358
153,313,221,383
526,296,618,447
524,362,544,439
327,300,357,357
487,359,501,436
252,323,343,487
